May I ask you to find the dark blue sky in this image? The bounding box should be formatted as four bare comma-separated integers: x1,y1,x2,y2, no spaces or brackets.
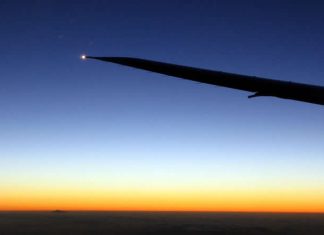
1,0,324,211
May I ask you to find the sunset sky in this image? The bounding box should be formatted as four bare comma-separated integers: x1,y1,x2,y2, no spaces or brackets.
1,0,324,212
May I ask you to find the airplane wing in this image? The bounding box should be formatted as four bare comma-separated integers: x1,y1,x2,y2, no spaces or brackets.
85,56,324,106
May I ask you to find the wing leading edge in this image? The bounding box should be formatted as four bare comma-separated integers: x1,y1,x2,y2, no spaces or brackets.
86,56,324,106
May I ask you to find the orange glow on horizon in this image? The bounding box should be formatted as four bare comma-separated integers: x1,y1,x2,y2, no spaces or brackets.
1,186,324,213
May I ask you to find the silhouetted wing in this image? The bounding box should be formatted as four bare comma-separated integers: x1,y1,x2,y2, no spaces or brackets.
86,56,324,106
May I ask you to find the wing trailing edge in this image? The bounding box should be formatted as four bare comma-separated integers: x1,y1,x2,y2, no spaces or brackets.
86,56,324,106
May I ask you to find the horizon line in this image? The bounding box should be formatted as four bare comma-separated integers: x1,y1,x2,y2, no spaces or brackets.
1,209,324,214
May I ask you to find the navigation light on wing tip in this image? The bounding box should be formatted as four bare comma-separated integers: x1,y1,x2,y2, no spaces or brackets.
81,54,87,60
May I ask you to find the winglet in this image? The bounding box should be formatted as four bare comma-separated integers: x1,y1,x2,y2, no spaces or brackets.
248,92,264,98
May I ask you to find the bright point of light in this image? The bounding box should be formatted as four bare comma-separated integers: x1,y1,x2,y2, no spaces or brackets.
81,54,87,60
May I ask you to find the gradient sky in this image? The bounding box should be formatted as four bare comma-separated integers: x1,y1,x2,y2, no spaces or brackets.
1,0,324,212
